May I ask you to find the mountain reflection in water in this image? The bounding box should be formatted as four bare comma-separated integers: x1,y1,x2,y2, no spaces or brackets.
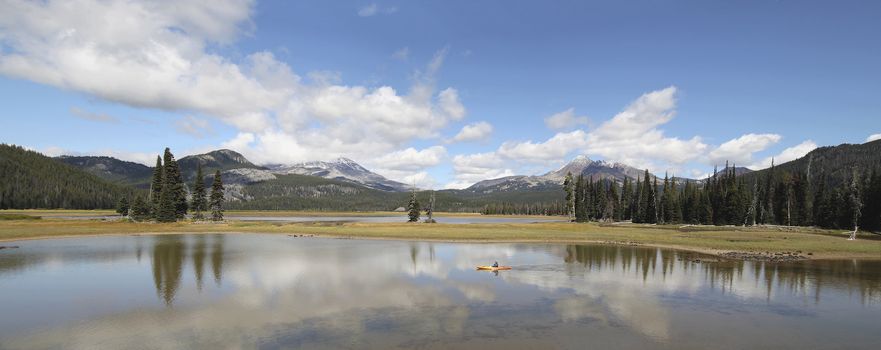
0,234,879,349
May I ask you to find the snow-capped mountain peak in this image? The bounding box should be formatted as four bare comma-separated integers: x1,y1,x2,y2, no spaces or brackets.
271,158,409,192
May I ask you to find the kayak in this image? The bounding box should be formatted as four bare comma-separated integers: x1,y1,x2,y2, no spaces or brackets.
476,266,512,271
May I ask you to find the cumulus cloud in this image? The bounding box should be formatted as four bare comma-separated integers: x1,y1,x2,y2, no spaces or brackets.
581,86,708,170
451,122,493,142
445,152,515,189
748,140,817,170
544,108,589,130
70,107,117,123
867,133,881,142
497,130,588,164
446,86,795,186
369,146,447,172
0,0,463,183
707,133,781,166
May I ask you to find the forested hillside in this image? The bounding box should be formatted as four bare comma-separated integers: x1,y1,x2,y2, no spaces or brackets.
0,144,139,209
743,140,881,186
226,173,563,212
56,155,153,187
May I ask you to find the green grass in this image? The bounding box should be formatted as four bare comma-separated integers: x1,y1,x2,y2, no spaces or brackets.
1,218,879,259
0,213,41,221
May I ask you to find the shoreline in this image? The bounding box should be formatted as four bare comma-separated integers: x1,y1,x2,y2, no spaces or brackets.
2,218,880,261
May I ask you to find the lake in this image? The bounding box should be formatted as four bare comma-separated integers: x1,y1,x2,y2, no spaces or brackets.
44,215,566,224
1,234,879,349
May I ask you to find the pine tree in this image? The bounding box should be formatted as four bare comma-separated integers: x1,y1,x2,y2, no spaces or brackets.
116,197,130,216
634,177,644,223
812,173,833,228
646,175,658,224
209,170,224,222
150,155,163,217
563,172,575,221
574,175,585,222
190,163,207,220
407,190,420,222
621,178,633,220
130,196,151,222
162,148,188,219
859,169,881,232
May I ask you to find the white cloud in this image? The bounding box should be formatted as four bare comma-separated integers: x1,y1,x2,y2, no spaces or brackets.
70,107,117,123
0,1,464,182
446,152,515,189
357,3,378,17
867,133,881,142
392,47,409,61
544,108,589,130
369,146,447,172
358,3,397,17
748,140,817,170
174,115,213,138
707,133,781,166
497,130,588,163
581,86,708,170
451,122,493,142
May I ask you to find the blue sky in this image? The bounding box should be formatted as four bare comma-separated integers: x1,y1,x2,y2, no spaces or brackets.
1,0,879,188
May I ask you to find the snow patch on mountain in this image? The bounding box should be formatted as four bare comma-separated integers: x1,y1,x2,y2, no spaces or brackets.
271,157,409,192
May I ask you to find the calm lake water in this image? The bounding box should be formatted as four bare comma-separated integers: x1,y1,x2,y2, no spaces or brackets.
1,234,879,349
47,215,566,224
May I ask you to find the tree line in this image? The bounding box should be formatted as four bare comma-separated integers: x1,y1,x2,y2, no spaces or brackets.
561,162,881,234
0,144,136,209
116,148,225,222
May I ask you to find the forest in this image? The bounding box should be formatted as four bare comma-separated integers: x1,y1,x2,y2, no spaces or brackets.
559,162,881,233
0,144,137,209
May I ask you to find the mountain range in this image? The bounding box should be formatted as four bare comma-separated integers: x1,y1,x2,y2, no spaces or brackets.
466,155,651,194
6,138,876,211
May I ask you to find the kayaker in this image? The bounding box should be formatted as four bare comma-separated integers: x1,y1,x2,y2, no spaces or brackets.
492,261,499,268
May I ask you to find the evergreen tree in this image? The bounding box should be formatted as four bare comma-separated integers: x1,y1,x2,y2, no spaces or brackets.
130,196,151,221
563,172,575,221
209,170,225,222
574,175,586,222
646,176,658,224
634,177,645,223
859,169,881,232
156,171,177,223
812,173,834,228
190,163,207,220
610,180,622,221
407,190,420,222
115,197,130,216
150,155,163,217
621,178,633,220
162,148,188,219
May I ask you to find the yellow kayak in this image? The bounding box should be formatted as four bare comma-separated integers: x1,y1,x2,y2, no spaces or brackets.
476,266,512,271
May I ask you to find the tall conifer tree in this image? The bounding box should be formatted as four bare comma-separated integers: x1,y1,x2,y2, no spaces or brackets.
150,155,163,218
209,170,225,222
191,163,207,220
162,148,187,219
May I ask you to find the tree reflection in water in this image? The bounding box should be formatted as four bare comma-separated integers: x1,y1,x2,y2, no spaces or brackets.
149,234,225,305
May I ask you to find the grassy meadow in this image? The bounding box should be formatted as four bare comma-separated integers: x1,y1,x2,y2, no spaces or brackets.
1,210,879,259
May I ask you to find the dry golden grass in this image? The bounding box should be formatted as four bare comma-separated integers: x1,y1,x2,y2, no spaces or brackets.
1,216,879,259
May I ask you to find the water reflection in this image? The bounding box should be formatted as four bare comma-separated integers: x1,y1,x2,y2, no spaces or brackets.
0,235,880,349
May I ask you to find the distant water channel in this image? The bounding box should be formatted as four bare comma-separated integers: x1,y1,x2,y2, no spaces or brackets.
1,234,879,349
47,215,566,224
